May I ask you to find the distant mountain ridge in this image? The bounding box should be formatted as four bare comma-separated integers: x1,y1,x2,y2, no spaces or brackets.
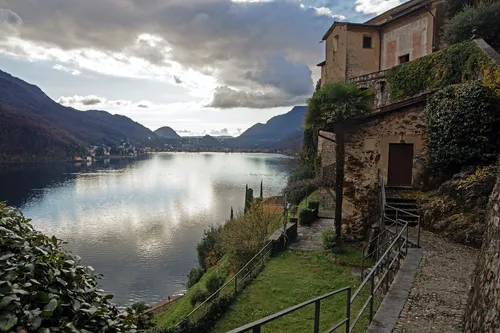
154,127,181,139
0,70,159,149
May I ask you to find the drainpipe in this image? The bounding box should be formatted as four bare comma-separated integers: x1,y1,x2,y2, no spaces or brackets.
424,4,436,51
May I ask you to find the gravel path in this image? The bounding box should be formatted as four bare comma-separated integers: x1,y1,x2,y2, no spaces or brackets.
394,231,479,332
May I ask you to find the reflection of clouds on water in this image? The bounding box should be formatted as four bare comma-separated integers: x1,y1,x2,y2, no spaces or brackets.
12,153,295,305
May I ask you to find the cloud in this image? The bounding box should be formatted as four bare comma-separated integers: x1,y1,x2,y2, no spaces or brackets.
355,0,402,15
53,64,81,76
0,0,358,108
0,8,22,34
210,128,230,136
137,104,149,108
173,76,183,84
312,7,346,19
57,95,132,107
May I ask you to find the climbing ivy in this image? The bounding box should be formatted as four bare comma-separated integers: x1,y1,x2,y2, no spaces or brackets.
387,41,500,100
426,81,500,172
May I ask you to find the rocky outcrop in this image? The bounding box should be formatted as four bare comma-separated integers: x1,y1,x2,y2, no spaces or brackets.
413,165,497,247
464,171,500,332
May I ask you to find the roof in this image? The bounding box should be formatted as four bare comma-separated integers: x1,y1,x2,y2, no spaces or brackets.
321,0,434,41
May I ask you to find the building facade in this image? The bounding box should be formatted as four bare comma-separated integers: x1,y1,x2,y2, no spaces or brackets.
318,0,446,85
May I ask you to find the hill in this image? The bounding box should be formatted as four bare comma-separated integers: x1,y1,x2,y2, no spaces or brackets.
154,127,181,139
0,105,84,162
0,70,160,150
227,106,307,148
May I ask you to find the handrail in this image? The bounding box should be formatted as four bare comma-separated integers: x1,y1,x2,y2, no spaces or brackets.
226,287,352,333
385,204,420,218
185,240,273,322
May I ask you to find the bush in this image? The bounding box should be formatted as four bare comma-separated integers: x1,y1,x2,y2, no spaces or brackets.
125,302,154,330
307,201,320,211
190,289,209,306
197,226,223,270
284,178,320,205
205,274,225,294
288,165,315,184
299,208,317,226
186,267,204,289
322,228,337,250
221,202,277,271
426,82,500,172
0,202,139,332
445,1,500,52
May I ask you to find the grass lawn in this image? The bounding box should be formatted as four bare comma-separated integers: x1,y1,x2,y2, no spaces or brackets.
155,255,231,327
211,248,377,333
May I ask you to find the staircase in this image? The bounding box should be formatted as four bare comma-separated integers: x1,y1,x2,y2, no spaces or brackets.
385,197,419,225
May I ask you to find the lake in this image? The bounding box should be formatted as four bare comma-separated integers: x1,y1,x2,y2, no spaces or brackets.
0,153,296,305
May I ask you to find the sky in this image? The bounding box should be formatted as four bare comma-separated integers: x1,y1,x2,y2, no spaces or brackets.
0,0,404,136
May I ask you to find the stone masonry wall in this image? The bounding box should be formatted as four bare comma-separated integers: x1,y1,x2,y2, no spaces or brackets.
464,172,500,332
317,106,427,239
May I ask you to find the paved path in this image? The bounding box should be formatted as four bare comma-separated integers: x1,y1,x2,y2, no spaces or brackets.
288,218,335,251
393,231,479,333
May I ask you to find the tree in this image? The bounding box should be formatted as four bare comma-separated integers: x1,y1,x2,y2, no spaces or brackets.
444,1,500,52
260,180,263,198
230,206,234,220
305,82,373,252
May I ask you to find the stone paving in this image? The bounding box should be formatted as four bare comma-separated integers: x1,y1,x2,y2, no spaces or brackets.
393,230,479,333
288,218,335,251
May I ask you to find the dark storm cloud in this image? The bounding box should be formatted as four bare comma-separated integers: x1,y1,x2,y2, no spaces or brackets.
173,76,183,84
0,0,341,108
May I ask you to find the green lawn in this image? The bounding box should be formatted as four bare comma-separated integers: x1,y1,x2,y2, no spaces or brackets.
155,255,231,327
211,249,378,333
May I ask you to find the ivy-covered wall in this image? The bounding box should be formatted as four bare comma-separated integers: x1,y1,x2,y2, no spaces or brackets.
387,40,500,100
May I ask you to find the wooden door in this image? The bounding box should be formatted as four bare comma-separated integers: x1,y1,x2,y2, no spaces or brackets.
387,143,414,187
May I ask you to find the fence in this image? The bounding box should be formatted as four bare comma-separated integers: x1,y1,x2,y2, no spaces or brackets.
185,240,274,323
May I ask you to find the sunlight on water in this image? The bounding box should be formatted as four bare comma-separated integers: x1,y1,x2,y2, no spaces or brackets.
0,153,295,305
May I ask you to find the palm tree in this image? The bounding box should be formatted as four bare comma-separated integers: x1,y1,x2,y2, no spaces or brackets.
305,81,373,252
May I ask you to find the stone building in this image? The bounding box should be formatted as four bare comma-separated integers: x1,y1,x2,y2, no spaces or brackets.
318,0,446,85
316,0,447,236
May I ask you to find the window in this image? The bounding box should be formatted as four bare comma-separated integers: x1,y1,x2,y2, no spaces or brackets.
333,35,339,52
363,36,372,49
399,54,410,64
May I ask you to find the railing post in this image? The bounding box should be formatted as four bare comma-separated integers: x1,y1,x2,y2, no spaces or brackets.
253,326,261,333
405,224,409,255
361,247,365,280
314,300,321,333
235,276,238,294
417,217,421,248
346,288,351,333
369,273,375,322
395,210,399,234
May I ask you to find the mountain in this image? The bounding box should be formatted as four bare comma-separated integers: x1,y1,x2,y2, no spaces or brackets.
0,105,84,162
154,126,181,139
0,70,160,151
227,106,307,148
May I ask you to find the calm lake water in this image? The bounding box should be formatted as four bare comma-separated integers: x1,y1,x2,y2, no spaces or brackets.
0,153,295,305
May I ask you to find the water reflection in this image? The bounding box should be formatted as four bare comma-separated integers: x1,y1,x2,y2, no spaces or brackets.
0,153,295,305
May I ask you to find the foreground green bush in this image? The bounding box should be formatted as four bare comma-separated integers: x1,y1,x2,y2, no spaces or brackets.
322,228,337,251
0,202,146,332
186,268,204,289
426,82,500,172
299,208,317,226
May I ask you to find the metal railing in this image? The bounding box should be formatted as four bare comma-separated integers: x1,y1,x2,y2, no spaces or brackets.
228,219,411,333
185,240,274,323
227,287,352,333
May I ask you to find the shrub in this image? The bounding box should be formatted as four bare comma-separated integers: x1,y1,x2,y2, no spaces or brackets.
307,201,320,211
221,202,277,271
205,274,225,294
0,202,139,332
186,267,204,289
445,1,500,52
426,82,500,172
322,228,337,250
196,226,223,270
299,208,317,226
190,289,209,306
124,302,154,330
288,165,315,184
284,178,320,205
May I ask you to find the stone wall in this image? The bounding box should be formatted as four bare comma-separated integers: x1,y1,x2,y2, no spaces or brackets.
317,106,427,239
464,171,500,332
350,70,391,108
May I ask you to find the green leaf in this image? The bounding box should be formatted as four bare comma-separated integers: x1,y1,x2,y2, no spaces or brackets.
38,291,49,302
45,298,58,312
65,322,80,332
0,314,17,331
0,296,14,309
